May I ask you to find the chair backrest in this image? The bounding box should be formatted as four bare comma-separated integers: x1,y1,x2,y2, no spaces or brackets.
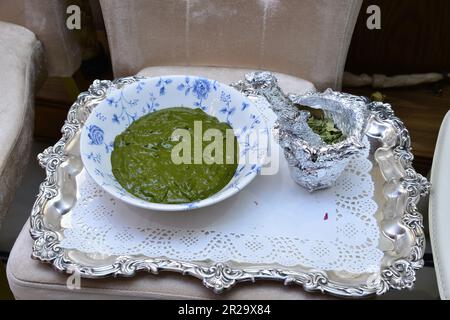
0,0,81,77
99,0,362,90
430,110,450,300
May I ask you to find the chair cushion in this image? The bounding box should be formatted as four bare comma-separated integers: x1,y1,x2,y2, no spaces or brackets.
6,65,436,299
7,220,333,300
0,21,45,227
8,218,439,299
5,66,326,300
137,66,316,95
430,111,450,300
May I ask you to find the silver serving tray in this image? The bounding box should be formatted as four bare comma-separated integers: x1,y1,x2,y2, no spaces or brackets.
30,75,430,298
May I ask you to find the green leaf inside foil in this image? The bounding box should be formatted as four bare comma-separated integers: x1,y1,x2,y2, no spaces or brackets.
296,105,346,145
307,117,346,144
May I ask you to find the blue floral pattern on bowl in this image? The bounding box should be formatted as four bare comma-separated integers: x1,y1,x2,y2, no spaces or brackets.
80,76,269,212
87,125,104,145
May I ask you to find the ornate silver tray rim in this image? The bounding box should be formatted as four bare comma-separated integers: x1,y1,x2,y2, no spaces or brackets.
29,75,430,298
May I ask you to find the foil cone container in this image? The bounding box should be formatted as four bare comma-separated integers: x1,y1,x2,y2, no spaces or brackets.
232,72,370,192
281,90,369,191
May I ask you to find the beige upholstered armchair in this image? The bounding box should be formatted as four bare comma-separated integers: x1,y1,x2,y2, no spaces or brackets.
0,1,81,228
0,0,81,77
0,21,44,229
101,0,361,92
6,0,363,299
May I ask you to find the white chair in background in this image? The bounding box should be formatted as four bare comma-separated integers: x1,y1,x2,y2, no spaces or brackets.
430,110,450,300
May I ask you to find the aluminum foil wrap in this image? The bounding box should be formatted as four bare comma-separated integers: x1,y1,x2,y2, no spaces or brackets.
232,71,370,192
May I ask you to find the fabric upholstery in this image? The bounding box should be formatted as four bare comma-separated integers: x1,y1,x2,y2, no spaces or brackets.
0,21,45,228
100,0,362,90
0,0,82,77
137,66,316,94
430,111,450,300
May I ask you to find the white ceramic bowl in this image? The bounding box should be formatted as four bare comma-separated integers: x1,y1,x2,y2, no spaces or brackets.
80,76,269,211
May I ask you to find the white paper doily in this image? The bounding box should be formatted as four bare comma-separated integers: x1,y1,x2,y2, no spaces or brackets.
61,98,383,274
